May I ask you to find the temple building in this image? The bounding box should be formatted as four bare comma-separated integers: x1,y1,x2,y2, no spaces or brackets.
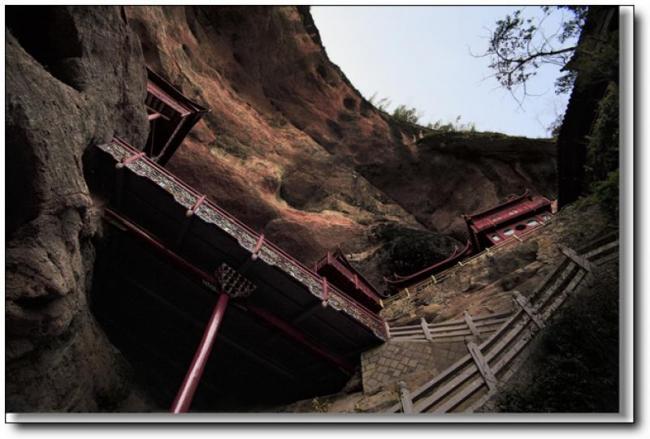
463,189,553,252
84,69,386,412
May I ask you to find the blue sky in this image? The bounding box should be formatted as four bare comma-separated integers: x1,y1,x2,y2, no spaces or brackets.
311,6,578,139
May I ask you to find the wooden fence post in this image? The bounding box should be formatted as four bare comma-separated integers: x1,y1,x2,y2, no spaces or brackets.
513,291,545,329
398,381,414,414
420,317,433,341
560,245,596,286
466,342,498,392
463,311,481,339
560,245,595,272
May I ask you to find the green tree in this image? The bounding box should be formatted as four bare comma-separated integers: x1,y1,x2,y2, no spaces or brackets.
482,6,588,99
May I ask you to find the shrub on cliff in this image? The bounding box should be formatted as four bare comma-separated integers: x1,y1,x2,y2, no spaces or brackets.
391,104,421,124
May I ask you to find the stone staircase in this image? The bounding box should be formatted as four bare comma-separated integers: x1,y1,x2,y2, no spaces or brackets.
383,234,618,413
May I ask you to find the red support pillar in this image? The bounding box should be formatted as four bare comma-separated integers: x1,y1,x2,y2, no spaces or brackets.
170,292,230,414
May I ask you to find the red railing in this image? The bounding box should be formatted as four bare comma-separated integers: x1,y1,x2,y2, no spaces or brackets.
314,254,383,305
384,240,472,287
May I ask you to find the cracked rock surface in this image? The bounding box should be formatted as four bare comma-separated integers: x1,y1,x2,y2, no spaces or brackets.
5,6,148,411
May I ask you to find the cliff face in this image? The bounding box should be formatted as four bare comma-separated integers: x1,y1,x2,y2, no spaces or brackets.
6,5,556,411
124,5,556,285
5,6,149,411
556,6,619,207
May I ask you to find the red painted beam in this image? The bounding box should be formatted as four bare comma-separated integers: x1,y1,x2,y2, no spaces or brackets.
171,292,230,413
241,303,355,374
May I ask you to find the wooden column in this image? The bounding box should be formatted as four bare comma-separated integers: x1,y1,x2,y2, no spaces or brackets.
171,292,230,413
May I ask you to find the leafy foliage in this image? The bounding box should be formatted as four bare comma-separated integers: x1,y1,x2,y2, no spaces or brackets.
483,6,587,98
591,170,619,221
368,92,391,112
579,81,619,219
569,29,619,94
427,115,476,132
586,82,619,184
485,7,619,217
391,104,421,124
367,94,476,132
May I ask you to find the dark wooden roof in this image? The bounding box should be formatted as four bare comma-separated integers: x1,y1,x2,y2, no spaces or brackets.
86,138,386,410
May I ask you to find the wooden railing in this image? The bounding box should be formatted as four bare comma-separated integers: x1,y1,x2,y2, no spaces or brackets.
388,311,513,343
387,235,618,414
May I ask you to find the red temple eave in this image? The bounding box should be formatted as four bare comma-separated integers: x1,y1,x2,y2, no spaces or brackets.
467,194,552,233
465,189,531,220
146,67,210,116
314,250,385,307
